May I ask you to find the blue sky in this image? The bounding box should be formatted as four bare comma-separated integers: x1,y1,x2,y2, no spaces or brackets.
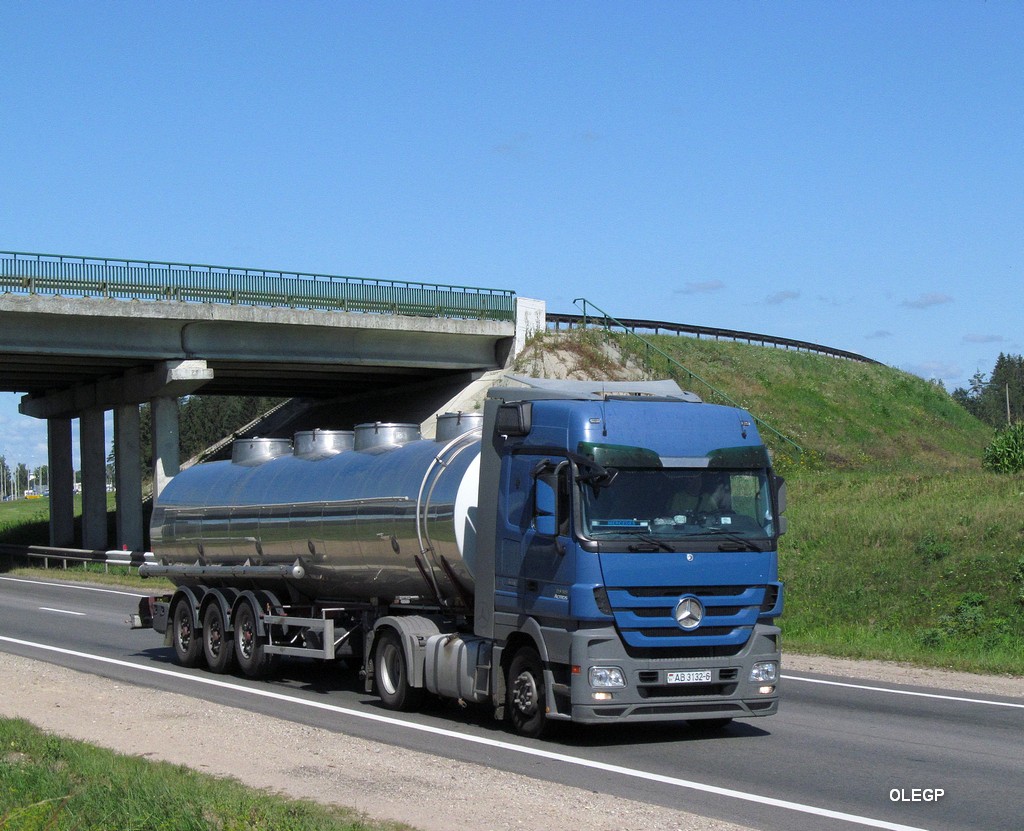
2,1,1022,469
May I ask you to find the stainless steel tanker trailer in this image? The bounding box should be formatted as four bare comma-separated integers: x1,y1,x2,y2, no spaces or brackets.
137,376,786,737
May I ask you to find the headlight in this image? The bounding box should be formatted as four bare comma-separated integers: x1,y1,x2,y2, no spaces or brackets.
589,666,626,688
750,661,778,683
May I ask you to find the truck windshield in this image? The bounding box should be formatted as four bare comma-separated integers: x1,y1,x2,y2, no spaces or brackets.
580,468,777,547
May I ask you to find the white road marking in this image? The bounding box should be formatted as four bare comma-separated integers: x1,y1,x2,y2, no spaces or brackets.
0,635,927,831
782,674,1024,709
38,607,86,616
0,575,147,598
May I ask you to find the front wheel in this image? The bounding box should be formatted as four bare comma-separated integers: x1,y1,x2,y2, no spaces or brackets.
374,629,423,711
171,599,204,668
506,646,547,738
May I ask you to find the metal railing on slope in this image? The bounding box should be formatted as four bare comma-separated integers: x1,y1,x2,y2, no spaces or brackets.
0,251,517,322
547,311,879,364
567,298,803,458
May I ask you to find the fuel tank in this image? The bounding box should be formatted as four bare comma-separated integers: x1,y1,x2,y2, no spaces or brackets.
149,413,483,605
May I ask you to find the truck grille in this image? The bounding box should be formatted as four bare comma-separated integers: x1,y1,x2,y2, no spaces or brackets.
607,584,767,657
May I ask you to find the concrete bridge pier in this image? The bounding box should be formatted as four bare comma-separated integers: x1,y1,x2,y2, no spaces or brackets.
21,359,214,552
47,419,75,548
114,404,143,551
79,410,107,550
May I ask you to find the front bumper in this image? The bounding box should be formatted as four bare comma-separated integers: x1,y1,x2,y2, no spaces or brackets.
563,622,781,724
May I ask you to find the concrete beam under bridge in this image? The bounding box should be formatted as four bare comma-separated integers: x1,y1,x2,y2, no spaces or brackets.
19,360,214,420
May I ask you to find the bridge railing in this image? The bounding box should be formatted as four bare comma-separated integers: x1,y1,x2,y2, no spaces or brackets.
0,251,517,322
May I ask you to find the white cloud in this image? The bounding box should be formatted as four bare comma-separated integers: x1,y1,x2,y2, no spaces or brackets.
675,280,724,295
901,293,953,310
962,333,1005,344
904,360,962,385
865,330,893,339
765,290,799,305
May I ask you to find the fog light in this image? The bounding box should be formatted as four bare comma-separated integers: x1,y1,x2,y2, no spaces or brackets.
592,691,614,701
750,661,778,684
589,666,626,688
758,685,775,695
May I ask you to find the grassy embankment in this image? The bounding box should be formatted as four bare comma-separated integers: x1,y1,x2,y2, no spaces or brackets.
520,328,1024,675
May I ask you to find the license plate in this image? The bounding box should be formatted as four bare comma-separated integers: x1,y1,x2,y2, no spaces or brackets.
666,669,713,684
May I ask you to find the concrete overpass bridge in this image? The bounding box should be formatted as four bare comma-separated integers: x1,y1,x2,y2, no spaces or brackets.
0,251,539,552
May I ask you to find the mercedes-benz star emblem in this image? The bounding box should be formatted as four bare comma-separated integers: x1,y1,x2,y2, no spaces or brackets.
674,597,704,630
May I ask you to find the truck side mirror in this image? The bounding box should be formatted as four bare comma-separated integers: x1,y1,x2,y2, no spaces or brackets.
774,475,786,513
774,475,787,536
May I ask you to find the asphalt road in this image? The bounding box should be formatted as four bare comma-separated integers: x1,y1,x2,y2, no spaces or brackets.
1,575,1021,831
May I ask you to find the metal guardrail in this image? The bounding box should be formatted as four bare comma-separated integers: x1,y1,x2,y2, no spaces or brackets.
0,251,517,322
0,543,153,571
562,299,804,458
548,310,879,364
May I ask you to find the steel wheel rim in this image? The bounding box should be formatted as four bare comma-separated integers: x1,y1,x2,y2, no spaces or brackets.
379,642,401,696
511,670,539,716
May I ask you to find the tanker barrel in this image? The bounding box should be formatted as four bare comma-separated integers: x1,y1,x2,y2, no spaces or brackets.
231,437,292,466
436,411,484,442
293,429,354,459
354,422,421,451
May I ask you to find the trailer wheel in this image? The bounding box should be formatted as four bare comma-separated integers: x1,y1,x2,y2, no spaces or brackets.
202,603,235,674
507,646,547,738
233,600,276,679
171,599,204,668
374,629,423,711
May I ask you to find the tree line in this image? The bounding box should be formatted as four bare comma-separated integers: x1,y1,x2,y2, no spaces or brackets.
952,353,1023,428
0,457,42,500
2,396,283,500
137,395,286,473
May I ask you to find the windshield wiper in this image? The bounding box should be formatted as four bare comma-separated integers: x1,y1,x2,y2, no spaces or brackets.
628,534,675,553
695,527,759,551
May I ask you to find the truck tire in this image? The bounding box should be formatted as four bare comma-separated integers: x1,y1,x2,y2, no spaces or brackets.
507,646,547,738
233,599,277,679
171,599,204,668
374,628,423,711
202,603,235,674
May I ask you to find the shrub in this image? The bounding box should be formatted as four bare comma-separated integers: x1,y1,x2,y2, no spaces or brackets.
983,422,1024,473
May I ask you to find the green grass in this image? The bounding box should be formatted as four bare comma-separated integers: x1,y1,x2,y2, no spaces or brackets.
625,333,992,473
782,469,1024,674
0,498,53,542
0,493,124,547
0,718,411,831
